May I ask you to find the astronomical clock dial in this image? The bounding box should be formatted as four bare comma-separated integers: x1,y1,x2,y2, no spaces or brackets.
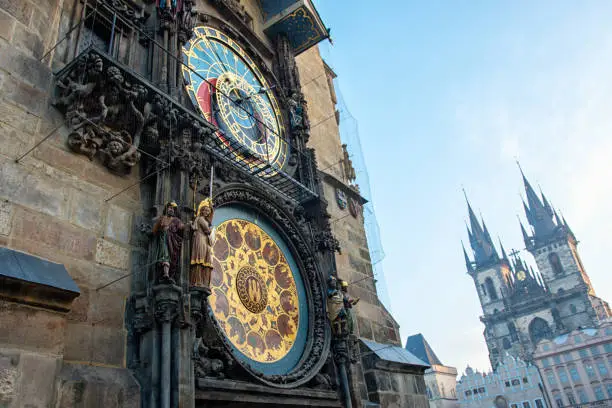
516,270,526,281
182,26,288,174
208,206,308,376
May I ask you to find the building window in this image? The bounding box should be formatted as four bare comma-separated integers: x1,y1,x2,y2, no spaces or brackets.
481,284,487,296
478,387,486,394
586,363,597,379
530,318,553,345
426,386,432,399
543,358,551,368
597,361,608,376
570,304,577,314
509,322,519,342
505,381,511,387
549,252,564,275
523,401,531,408
565,392,576,406
604,343,612,353
511,379,521,386
535,399,545,408
523,377,529,384
465,390,472,397
547,371,557,386
554,355,562,364
606,383,612,398
569,366,580,382
591,346,602,356
558,369,569,384
512,404,519,408
574,335,582,344
594,385,605,401
553,394,563,408
577,388,588,404
473,388,478,395
503,338,512,350
485,277,498,300
579,349,589,358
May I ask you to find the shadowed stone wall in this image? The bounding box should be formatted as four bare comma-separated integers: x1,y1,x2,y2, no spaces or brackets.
297,45,405,408
0,0,142,406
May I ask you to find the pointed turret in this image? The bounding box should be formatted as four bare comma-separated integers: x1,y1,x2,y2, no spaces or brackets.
561,213,577,241
462,241,473,273
499,238,509,264
464,191,500,268
519,218,531,247
517,163,557,242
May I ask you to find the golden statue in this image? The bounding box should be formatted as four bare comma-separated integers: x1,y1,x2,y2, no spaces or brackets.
190,198,215,290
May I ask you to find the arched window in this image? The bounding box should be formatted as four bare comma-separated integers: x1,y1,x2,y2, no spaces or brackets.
508,322,519,342
503,337,512,350
485,277,498,300
529,317,553,345
549,252,564,275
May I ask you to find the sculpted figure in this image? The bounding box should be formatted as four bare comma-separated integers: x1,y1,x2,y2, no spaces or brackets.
326,276,347,336
152,201,184,281
340,279,359,335
191,198,215,290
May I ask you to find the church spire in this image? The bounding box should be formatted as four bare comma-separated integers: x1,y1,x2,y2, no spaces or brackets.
464,190,499,269
517,163,557,241
518,217,531,247
499,238,509,264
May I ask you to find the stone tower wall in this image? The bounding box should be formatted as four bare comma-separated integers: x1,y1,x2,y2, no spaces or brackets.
0,0,142,406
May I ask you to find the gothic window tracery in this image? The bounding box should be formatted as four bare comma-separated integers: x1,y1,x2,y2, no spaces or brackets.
529,317,553,345
549,252,564,275
508,322,519,342
485,277,498,300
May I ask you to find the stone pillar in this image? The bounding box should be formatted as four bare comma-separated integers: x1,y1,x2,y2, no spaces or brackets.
154,283,183,408
334,338,353,408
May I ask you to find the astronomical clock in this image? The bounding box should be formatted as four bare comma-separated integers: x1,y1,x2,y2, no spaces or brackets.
181,22,329,389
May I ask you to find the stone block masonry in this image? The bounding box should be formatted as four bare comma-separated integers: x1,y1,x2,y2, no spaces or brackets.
0,1,142,403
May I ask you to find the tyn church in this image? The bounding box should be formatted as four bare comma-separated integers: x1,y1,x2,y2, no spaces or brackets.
463,170,610,369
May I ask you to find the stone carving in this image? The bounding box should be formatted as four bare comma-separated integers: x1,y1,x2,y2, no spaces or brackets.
190,198,215,289
178,0,196,43
56,53,149,174
103,0,148,28
55,51,217,175
327,276,348,337
152,202,185,282
314,227,341,254
340,279,359,335
158,0,178,29
341,144,356,184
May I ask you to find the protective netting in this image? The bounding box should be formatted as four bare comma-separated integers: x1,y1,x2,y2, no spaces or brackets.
319,43,392,312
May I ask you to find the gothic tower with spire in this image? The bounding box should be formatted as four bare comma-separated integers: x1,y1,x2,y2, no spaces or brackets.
463,171,610,369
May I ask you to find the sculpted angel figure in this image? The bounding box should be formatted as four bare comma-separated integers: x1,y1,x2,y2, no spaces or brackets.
190,198,215,290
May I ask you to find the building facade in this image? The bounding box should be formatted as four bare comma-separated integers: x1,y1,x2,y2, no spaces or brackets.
463,171,610,369
457,356,547,408
533,319,612,408
0,1,419,407
296,45,429,408
407,333,459,408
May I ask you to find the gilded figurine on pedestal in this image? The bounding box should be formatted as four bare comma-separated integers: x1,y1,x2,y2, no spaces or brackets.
152,201,185,282
190,198,215,291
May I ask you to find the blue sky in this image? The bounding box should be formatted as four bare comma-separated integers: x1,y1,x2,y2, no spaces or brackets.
314,1,612,372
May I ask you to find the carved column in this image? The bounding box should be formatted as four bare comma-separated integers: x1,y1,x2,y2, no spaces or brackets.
333,337,353,408
153,283,182,408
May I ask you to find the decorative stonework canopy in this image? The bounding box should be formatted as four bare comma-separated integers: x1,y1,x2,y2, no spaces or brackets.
261,0,329,54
